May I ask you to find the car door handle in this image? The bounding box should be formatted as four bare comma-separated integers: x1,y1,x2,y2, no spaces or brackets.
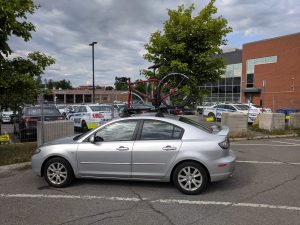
116,146,129,151
162,145,177,151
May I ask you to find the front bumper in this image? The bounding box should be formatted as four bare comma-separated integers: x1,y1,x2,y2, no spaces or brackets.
210,150,236,182
31,152,43,176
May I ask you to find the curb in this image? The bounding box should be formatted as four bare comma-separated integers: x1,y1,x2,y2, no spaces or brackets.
0,162,31,173
230,133,298,141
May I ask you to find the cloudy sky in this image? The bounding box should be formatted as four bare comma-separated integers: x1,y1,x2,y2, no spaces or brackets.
9,0,300,87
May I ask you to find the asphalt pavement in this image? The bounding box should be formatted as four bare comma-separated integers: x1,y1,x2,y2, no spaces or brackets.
0,137,300,225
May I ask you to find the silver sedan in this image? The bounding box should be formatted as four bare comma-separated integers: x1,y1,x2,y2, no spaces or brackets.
32,115,235,195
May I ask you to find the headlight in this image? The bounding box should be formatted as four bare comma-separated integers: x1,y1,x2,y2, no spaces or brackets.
218,137,230,149
33,148,41,155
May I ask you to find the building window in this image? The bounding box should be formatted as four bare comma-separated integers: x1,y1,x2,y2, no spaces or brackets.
247,74,254,88
246,56,277,74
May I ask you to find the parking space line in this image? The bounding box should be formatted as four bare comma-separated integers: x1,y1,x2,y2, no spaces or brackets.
270,140,298,145
236,160,300,165
231,143,300,147
285,139,300,142
1,193,300,212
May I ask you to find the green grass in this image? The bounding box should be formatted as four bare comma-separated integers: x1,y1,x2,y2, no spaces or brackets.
249,124,299,136
0,142,37,166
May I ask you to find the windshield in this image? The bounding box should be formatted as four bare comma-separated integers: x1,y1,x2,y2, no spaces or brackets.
179,117,212,133
90,105,112,111
234,104,249,110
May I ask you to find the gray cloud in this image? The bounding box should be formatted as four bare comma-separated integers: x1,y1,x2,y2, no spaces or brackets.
8,0,300,87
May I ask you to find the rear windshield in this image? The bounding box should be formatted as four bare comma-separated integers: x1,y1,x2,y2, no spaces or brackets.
90,105,112,111
24,107,61,116
179,117,212,133
234,104,249,110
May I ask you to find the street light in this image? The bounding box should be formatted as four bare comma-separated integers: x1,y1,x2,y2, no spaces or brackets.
89,41,97,103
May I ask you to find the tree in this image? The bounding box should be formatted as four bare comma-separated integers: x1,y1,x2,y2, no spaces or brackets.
143,0,232,103
0,0,55,111
47,79,72,90
105,86,114,91
0,0,38,59
114,77,128,91
0,52,55,111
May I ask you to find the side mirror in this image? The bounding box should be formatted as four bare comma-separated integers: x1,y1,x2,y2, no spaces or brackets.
89,135,95,143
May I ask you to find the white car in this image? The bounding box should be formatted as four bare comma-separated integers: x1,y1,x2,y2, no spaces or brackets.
1,110,13,123
203,103,259,123
56,105,67,115
248,103,272,113
70,105,106,131
92,104,116,120
196,102,216,114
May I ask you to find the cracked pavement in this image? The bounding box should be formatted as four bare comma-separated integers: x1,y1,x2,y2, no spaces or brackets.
0,137,300,225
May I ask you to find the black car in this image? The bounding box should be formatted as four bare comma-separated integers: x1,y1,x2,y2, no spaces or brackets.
13,106,65,142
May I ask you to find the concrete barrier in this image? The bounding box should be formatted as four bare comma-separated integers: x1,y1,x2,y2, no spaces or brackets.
289,113,300,128
259,113,285,131
221,112,248,135
37,120,74,146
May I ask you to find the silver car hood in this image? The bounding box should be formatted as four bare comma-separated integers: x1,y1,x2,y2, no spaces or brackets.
42,135,77,146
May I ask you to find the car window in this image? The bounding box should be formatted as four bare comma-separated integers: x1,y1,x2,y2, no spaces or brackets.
140,120,183,140
95,120,138,142
235,104,249,110
24,107,61,116
74,107,80,113
225,105,236,111
179,117,212,133
217,104,226,109
90,105,112,111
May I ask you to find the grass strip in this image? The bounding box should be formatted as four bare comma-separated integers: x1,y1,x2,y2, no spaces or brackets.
0,142,37,166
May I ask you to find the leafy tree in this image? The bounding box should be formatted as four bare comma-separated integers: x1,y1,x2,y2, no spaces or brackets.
0,0,38,59
105,86,114,90
114,77,128,91
143,0,232,103
0,52,55,111
0,0,55,111
47,79,72,90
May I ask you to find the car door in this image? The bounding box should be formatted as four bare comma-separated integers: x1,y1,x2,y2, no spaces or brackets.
132,119,183,179
76,120,139,178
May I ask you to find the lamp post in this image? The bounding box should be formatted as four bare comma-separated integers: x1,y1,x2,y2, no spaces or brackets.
89,41,97,103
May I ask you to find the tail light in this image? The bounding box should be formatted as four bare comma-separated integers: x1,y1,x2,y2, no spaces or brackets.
175,108,183,115
92,113,103,118
219,137,230,149
24,117,37,126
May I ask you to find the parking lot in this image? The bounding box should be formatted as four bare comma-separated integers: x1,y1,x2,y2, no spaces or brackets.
0,137,300,225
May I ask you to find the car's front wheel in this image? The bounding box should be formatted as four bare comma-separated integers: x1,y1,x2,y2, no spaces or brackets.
43,157,74,188
173,161,208,195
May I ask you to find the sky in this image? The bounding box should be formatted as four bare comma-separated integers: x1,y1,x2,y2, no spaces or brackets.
9,0,300,87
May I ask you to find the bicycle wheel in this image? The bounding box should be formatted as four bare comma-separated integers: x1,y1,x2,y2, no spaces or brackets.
157,73,192,108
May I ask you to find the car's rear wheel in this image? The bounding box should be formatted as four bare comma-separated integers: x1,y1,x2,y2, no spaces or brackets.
173,161,208,195
81,120,88,132
43,157,74,188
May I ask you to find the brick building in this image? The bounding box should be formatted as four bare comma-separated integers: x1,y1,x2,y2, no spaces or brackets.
242,32,300,111
202,32,300,111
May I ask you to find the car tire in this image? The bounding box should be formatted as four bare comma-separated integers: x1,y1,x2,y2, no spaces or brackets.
173,161,208,195
81,120,88,132
208,112,216,121
43,157,74,188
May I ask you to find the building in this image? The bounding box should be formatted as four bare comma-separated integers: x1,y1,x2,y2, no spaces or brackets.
200,48,242,103
242,32,300,111
44,89,128,104
202,32,300,111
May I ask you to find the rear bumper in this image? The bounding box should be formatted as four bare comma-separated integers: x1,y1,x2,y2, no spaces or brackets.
210,150,236,182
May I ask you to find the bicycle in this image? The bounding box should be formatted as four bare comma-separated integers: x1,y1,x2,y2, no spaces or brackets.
116,72,193,112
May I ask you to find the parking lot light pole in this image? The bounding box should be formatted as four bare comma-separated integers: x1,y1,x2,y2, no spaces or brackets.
89,42,97,103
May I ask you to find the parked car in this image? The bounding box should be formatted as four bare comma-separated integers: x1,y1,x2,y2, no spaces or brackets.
70,105,106,131
65,105,80,119
248,103,272,113
203,103,259,123
13,106,65,142
1,110,14,123
197,102,216,114
31,114,235,195
56,105,67,115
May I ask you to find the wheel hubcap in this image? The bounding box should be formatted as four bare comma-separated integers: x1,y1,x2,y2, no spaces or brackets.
47,162,67,185
178,166,202,191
